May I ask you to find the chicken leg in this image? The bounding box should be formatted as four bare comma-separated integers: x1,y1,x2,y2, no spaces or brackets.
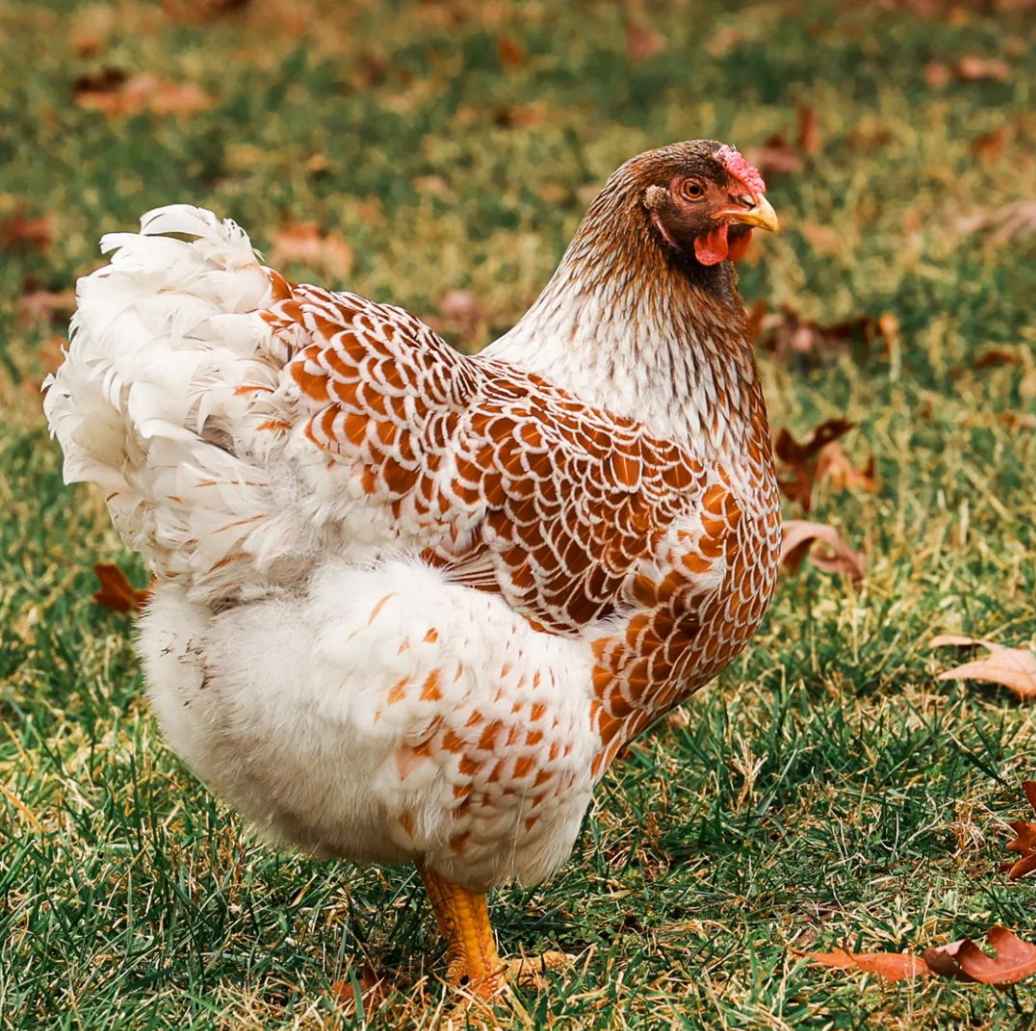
419,864,572,998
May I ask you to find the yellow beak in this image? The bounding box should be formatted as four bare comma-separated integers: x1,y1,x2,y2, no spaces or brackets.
724,194,779,233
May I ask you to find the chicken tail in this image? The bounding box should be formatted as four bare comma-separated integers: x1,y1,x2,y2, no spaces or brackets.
43,205,296,602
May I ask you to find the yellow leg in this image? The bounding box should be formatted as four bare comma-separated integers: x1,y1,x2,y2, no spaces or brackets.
419,864,572,999
420,863,506,997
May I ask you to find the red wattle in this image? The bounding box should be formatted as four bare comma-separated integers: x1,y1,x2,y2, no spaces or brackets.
728,228,753,262
694,223,729,266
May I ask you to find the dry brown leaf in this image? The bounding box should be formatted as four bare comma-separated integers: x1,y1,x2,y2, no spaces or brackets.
958,201,1036,246
437,289,484,339
745,138,802,177
816,443,878,494
774,419,854,511
17,289,76,327
493,103,546,129
998,411,1036,431
926,56,1011,86
956,55,1011,81
807,948,930,980
971,126,1011,162
797,105,821,155
924,928,1036,986
930,634,1036,701
1000,782,1036,880
781,520,866,582
163,0,251,21
0,213,55,252
743,107,821,181
625,19,665,62
810,927,1036,986
269,223,353,281
330,966,388,1017
74,69,213,117
973,348,1024,369
93,563,151,613
756,304,894,363
497,35,526,68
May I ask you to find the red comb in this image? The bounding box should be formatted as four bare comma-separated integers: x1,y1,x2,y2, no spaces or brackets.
715,145,766,195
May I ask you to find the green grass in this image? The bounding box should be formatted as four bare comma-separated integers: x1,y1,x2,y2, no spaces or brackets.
2,0,1035,1027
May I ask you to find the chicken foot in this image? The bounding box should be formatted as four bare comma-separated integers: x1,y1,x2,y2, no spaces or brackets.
419,863,571,998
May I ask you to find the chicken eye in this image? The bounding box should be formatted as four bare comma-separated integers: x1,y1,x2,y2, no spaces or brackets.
681,180,705,201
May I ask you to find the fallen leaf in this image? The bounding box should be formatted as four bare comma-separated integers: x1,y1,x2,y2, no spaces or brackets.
0,213,55,252
745,137,802,177
958,201,1036,245
497,35,526,68
330,966,388,1016
924,928,1036,986
17,289,76,327
925,55,1011,86
74,69,213,117
930,634,1036,701
816,443,878,494
956,55,1011,82
998,411,1036,431
781,520,866,582
269,223,353,281
799,222,843,257
756,304,893,363
973,348,1023,369
808,949,929,980
437,288,485,340
625,19,665,62
493,103,546,129
797,105,821,155
163,0,251,21
1001,782,1036,880
809,927,1036,986
971,126,1010,162
93,563,151,613
774,419,854,510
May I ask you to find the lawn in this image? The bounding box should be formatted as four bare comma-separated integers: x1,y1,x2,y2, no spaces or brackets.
1,0,1035,1027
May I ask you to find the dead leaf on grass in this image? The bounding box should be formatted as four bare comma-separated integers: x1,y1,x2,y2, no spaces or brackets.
755,304,897,363
923,928,1036,985
17,289,76,327
163,0,252,22
808,927,1036,986
497,35,526,68
94,563,151,613
774,419,854,510
74,69,213,117
0,213,55,252
330,966,389,1017
816,442,878,494
269,223,353,281
973,348,1024,369
625,19,665,62
1001,782,1036,881
925,55,1011,87
930,635,1036,701
744,107,820,178
781,520,866,582
957,201,1036,245
808,949,929,980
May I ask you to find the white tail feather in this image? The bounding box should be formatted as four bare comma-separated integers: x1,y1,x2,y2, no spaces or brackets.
43,204,297,601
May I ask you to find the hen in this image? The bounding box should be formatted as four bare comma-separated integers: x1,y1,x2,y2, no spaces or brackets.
44,140,781,997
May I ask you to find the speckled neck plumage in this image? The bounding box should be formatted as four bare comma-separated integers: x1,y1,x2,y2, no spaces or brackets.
483,170,767,470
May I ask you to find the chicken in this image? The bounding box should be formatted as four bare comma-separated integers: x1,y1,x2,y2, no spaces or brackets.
44,139,782,998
